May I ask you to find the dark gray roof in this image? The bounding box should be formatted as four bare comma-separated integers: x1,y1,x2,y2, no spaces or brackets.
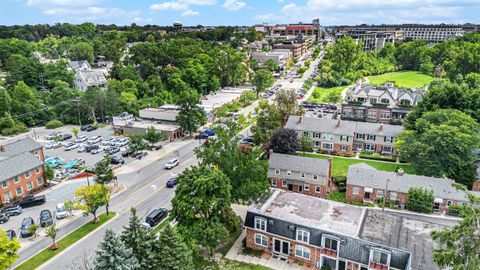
347,164,473,202
345,83,425,106
268,153,330,178
0,137,43,157
245,192,411,269
286,116,403,137
0,152,44,181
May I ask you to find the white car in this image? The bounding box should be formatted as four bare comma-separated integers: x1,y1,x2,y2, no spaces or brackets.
164,158,179,169
116,140,129,147
45,142,61,149
75,135,88,143
87,136,102,144
55,203,69,219
91,147,104,154
64,143,79,151
77,145,86,153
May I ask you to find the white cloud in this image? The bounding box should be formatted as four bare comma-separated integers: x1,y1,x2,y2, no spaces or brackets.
181,0,216,5
281,3,297,12
181,9,200,16
223,0,246,11
27,0,101,6
254,13,275,21
43,6,105,15
150,1,189,11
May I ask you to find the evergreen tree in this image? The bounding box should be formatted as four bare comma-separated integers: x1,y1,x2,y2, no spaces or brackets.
93,229,139,270
120,208,157,269
155,225,194,270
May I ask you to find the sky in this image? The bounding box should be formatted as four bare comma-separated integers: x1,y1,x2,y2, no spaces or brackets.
1,0,480,26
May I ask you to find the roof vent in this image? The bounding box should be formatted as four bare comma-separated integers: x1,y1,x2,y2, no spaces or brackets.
288,225,296,231
337,119,341,127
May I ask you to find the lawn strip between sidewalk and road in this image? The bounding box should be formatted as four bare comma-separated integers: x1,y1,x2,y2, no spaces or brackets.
14,212,117,270
151,215,172,235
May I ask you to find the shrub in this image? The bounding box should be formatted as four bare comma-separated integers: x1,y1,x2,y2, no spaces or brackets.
45,119,64,129
1,122,29,136
407,187,434,213
359,152,396,162
446,205,463,217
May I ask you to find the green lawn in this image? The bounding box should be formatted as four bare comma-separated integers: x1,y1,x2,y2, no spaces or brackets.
15,212,117,270
307,86,347,103
367,71,434,88
193,257,272,270
299,153,413,177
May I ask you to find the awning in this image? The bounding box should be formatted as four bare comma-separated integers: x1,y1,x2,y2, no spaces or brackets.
434,198,443,203
364,187,373,193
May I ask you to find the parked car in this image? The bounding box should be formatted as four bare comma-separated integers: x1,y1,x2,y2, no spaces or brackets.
91,147,104,154
39,209,53,227
64,143,79,151
105,146,120,155
60,134,72,141
45,141,61,149
136,152,148,160
110,156,125,165
122,148,135,157
0,213,9,223
85,144,99,153
77,145,87,153
239,137,255,146
166,178,177,188
164,158,179,169
13,195,46,208
1,205,22,216
87,136,102,144
194,132,209,139
5,230,16,240
81,124,97,132
145,208,168,227
115,140,129,147
20,217,35,238
45,131,62,140
55,203,69,219
75,135,88,143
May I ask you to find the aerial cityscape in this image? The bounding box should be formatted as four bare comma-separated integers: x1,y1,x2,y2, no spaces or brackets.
0,1,479,270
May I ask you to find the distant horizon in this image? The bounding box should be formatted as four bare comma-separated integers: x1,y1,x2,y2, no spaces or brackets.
1,0,479,26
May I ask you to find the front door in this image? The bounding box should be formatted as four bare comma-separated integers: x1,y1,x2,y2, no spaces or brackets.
298,185,303,193
364,192,370,200
273,239,289,255
288,184,293,191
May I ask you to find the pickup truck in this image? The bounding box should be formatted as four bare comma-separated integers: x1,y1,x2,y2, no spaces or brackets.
13,195,46,208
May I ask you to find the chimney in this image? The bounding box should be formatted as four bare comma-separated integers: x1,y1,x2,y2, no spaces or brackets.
379,124,383,131
336,119,341,127
0,145,5,152
299,115,304,124
397,168,404,176
356,79,362,89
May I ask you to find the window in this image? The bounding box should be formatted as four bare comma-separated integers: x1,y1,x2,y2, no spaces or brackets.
323,237,339,251
377,190,384,197
303,132,309,137
37,177,44,186
13,176,20,184
365,144,375,151
316,186,321,193
254,217,267,231
367,135,376,141
368,110,377,118
254,233,268,247
271,179,276,187
322,143,333,151
369,98,378,104
1,181,8,189
282,180,287,187
24,171,31,178
340,145,349,152
384,136,394,143
447,200,452,207
16,186,23,196
372,250,389,265
287,170,292,176
356,133,365,140
312,174,318,181
382,146,392,153
34,167,40,174
380,111,390,119
390,191,397,201
275,169,280,175
26,182,33,191
304,184,309,191
296,229,310,243
381,98,389,104
313,132,320,138
321,133,334,141
340,135,349,142
352,186,360,195
295,245,310,259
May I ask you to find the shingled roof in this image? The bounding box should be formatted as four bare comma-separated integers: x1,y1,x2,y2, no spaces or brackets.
0,137,44,181
268,153,330,180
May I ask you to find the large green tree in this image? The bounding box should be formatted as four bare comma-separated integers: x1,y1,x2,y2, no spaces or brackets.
270,128,299,155
396,109,480,187
68,42,94,64
251,100,281,145
175,90,206,135
0,229,20,269
93,229,139,270
253,69,274,98
74,184,110,223
155,225,194,270
274,88,299,127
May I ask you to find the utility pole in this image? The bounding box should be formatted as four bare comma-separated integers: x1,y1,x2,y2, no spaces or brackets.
74,98,82,126
382,178,390,211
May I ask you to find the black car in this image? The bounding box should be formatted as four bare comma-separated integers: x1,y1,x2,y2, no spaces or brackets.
13,195,46,208
105,146,120,155
20,217,35,238
145,208,168,227
39,209,53,227
166,178,177,188
0,213,9,223
239,137,255,146
85,144,99,153
110,156,125,165
60,134,72,141
194,132,209,139
122,148,134,157
5,230,16,240
1,205,22,216
81,124,98,132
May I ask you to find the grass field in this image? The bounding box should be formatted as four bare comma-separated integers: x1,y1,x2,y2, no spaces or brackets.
15,212,117,270
193,257,272,270
307,85,347,103
299,153,413,176
367,71,434,88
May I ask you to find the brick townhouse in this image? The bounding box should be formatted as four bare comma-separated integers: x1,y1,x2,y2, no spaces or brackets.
346,163,479,213
244,190,412,270
285,116,403,156
341,81,426,125
0,137,46,204
268,153,332,197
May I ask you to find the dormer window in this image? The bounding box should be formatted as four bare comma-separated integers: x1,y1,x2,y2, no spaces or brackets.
254,217,267,232
287,170,292,176
322,236,339,251
275,169,280,175
296,229,310,243
312,174,318,180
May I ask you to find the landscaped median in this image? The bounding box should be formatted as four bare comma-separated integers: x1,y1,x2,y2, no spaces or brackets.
14,212,117,270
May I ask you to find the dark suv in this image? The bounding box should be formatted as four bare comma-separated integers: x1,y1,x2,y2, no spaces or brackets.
145,208,168,227
1,205,22,216
20,217,35,238
85,144,99,153
39,209,53,227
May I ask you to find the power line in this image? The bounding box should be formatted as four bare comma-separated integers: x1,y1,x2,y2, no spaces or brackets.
10,99,77,120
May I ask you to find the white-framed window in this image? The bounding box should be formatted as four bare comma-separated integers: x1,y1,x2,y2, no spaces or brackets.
313,132,320,138
377,190,384,197
254,217,267,231
282,180,287,187
254,233,268,247
312,174,318,181
34,167,40,174
37,177,44,186
384,137,394,143
295,245,310,260
356,133,365,140
352,186,360,195
368,110,377,118
3,191,12,203
381,98,389,104
390,191,397,201
365,144,375,151
275,169,280,175
340,135,349,142
316,186,321,193
323,236,339,251
371,250,389,265
287,170,292,176
13,176,20,184
24,171,31,178
301,172,305,178
367,135,376,141
322,143,333,151
1,181,8,189
321,133,334,141
16,186,23,196
271,179,276,187
340,145,349,152
381,145,392,153
380,111,391,119
304,184,309,191
26,182,33,191
296,229,310,243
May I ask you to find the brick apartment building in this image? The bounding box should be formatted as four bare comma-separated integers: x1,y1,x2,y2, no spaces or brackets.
341,81,426,125
244,190,412,270
346,163,479,213
0,137,45,204
268,153,332,197
272,35,315,59
285,116,403,156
